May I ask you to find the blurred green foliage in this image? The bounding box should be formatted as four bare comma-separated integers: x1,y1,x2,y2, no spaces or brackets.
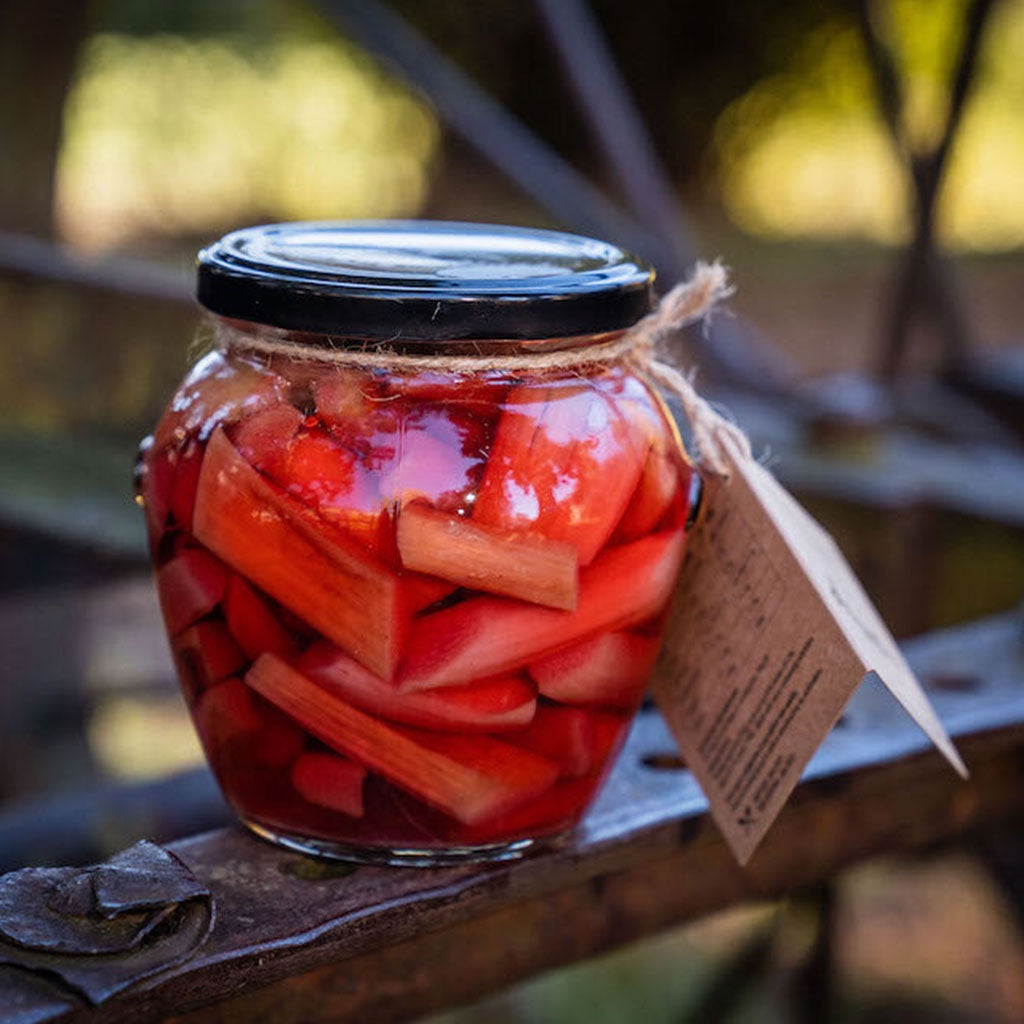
74,0,1024,251
56,27,438,249
715,0,1024,250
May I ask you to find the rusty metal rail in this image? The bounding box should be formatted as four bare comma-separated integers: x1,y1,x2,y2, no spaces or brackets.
1,610,1022,1022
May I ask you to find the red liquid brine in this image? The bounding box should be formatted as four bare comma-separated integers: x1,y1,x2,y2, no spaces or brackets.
140,221,699,864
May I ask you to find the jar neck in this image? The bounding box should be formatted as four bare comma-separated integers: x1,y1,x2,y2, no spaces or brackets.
214,315,628,361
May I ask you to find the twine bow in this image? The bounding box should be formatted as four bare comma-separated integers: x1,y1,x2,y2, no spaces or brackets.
617,262,751,475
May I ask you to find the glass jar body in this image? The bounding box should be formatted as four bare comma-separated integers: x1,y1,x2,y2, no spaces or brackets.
139,328,697,863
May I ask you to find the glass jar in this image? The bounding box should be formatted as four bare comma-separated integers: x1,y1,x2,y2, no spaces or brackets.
137,221,700,865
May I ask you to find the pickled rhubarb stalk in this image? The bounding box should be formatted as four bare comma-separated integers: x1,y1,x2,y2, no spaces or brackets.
232,403,302,478
276,431,364,509
400,529,685,691
174,619,246,692
614,449,682,541
396,503,578,610
290,753,366,817
600,373,690,541
236,410,389,556
403,573,458,615
194,677,304,769
451,776,598,845
169,442,204,532
155,351,285,450
156,548,227,636
223,576,296,660
141,446,175,537
193,677,262,755
246,654,558,825
528,632,661,708
473,381,643,564
193,428,407,679
507,705,597,777
298,641,537,732
314,371,386,436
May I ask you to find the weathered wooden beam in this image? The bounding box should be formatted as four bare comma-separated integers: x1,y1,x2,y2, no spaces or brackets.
0,232,191,305
714,389,1024,529
312,0,672,272
0,5,94,238
0,432,150,564
944,347,1024,444
531,0,697,271
855,0,996,378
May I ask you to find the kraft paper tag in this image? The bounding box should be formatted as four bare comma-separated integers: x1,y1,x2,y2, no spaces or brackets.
652,453,967,864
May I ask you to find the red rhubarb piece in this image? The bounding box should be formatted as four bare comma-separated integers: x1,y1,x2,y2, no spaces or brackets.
156,547,227,636
224,576,296,660
320,507,394,562
174,619,247,692
528,631,661,709
155,351,286,450
277,430,361,507
192,676,303,769
168,441,204,533
397,503,578,610
615,449,684,541
258,426,388,558
192,676,264,759
473,381,644,564
314,371,394,438
139,443,175,539
246,654,557,824
403,572,458,615
251,712,306,768
596,371,669,444
232,403,303,479
600,372,694,541
453,776,598,845
385,369,507,408
297,641,536,732
590,710,630,767
290,752,367,817
399,529,685,691
193,428,407,678
507,705,597,777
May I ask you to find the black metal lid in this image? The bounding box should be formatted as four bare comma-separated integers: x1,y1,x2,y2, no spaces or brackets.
197,221,653,341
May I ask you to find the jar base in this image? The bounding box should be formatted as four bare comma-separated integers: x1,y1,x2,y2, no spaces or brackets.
242,818,566,867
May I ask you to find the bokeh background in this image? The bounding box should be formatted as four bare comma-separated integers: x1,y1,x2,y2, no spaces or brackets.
1,1,1023,1020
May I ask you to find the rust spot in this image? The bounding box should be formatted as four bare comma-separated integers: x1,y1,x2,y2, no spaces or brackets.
679,816,701,844
927,673,980,694
278,858,359,882
641,752,687,771
808,773,850,799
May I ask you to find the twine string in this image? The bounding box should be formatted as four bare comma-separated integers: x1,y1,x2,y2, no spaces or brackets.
614,262,751,474
217,261,751,475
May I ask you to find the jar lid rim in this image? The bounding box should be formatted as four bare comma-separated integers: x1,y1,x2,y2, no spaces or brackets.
197,220,654,341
